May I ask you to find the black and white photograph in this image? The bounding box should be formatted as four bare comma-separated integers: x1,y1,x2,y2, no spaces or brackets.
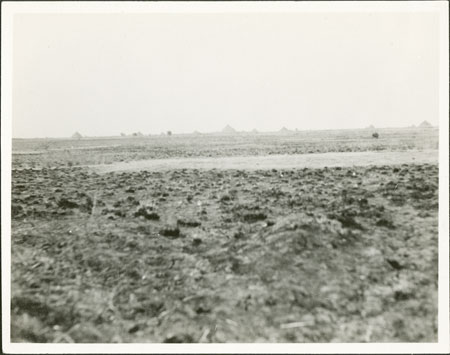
1,1,449,353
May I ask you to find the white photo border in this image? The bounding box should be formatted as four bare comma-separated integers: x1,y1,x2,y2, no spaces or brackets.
2,1,449,354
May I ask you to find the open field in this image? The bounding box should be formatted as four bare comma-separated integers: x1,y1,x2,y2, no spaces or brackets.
10,128,439,343
12,127,438,168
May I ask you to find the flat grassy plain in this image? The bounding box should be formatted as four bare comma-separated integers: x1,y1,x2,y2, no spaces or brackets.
13,127,438,168
10,128,439,342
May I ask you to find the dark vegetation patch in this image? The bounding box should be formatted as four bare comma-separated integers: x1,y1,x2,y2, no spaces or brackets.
159,226,181,238
177,219,201,227
57,198,78,209
134,206,160,220
241,212,267,223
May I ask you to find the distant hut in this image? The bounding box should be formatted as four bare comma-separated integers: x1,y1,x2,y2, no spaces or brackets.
372,132,379,139
222,125,237,134
71,132,82,140
419,120,432,128
278,127,292,134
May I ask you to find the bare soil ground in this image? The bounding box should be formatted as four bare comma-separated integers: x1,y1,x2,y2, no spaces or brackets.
10,129,439,343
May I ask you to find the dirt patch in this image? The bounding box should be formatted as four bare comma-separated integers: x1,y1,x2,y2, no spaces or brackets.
94,150,438,173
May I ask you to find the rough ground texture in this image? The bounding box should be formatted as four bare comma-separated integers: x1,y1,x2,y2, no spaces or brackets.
11,161,438,342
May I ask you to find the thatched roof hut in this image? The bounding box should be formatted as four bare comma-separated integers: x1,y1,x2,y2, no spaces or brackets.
419,120,432,128
222,125,237,134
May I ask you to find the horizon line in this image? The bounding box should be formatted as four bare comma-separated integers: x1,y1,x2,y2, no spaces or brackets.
11,124,438,140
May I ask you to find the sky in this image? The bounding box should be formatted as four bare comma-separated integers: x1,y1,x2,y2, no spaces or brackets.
12,11,440,138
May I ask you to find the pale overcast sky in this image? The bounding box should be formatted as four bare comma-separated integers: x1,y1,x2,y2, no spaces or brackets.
13,11,439,138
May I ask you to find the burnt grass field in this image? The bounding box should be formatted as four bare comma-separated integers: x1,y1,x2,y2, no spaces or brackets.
10,129,439,343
